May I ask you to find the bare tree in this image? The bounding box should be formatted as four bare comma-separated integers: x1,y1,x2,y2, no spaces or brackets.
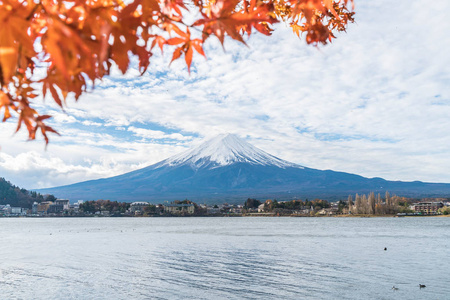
368,192,375,214
361,194,368,214
355,193,361,214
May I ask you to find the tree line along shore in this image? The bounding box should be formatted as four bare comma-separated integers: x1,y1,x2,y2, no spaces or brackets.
2,176,449,217
1,192,449,218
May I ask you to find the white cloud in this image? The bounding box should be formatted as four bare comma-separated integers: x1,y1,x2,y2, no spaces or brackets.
127,127,192,141
49,111,77,124
82,120,102,126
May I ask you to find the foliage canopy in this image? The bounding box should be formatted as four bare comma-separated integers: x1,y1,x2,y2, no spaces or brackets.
0,0,354,143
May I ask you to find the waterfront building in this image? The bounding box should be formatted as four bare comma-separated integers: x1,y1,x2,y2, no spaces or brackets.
317,208,337,216
413,202,444,213
207,206,220,214
48,204,64,214
10,207,22,215
130,202,150,213
257,203,265,212
37,201,53,215
164,203,195,214
32,202,38,214
1,204,11,215
55,199,70,210
70,200,84,212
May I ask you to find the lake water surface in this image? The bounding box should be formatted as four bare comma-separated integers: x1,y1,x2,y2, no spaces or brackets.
0,217,449,299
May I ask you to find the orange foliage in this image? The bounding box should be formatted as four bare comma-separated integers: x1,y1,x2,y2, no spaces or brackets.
0,0,354,143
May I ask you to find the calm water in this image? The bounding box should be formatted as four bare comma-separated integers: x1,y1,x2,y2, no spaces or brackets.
0,217,449,299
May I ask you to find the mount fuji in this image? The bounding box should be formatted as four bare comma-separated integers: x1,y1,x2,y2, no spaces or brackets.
38,133,450,203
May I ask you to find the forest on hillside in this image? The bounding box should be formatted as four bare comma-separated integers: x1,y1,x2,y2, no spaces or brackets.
0,178,54,208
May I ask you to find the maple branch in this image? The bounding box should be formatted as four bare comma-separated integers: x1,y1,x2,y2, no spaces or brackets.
25,2,41,21
0,0,354,145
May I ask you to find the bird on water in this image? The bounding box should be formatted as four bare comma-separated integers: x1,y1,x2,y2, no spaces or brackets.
392,286,399,291
419,284,426,288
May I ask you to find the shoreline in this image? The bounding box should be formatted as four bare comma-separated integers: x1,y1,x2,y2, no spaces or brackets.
1,214,448,218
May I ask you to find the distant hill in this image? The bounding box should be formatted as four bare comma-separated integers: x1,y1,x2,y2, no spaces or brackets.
37,134,450,204
0,177,53,208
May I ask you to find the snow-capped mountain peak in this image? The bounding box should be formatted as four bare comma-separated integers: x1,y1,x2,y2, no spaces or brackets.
159,133,302,170
38,135,450,203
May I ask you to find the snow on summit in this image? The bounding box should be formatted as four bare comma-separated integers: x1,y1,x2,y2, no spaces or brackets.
160,133,303,170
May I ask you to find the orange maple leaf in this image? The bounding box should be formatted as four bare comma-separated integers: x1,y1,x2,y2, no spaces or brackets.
193,0,278,44
167,28,206,73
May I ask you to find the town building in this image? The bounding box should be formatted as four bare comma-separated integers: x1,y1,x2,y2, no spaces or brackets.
70,200,84,212
10,207,22,215
1,204,11,215
130,202,150,213
48,204,64,214
164,203,195,214
206,206,220,214
413,202,444,213
55,199,70,210
317,208,338,216
32,202,39,214
257,203,265,212
37,201,53,215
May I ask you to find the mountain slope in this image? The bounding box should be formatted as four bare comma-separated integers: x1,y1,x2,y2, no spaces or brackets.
150,133,300,170
37,134,450,203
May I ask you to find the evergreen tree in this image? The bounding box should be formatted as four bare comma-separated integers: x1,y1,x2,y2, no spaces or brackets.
0,177,49,208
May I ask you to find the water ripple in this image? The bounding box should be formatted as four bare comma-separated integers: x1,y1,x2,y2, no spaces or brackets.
0,217,448,299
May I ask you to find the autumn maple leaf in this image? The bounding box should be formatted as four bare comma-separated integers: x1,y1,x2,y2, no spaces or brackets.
167,28,206,73
193,0,278,44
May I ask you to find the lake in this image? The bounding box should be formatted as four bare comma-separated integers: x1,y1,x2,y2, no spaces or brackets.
0,217,448,299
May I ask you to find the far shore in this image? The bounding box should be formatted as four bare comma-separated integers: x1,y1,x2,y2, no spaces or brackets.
1,214,449,218
234,213,450,218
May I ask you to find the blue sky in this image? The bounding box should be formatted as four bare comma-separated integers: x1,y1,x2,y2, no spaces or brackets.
1,0,450,189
